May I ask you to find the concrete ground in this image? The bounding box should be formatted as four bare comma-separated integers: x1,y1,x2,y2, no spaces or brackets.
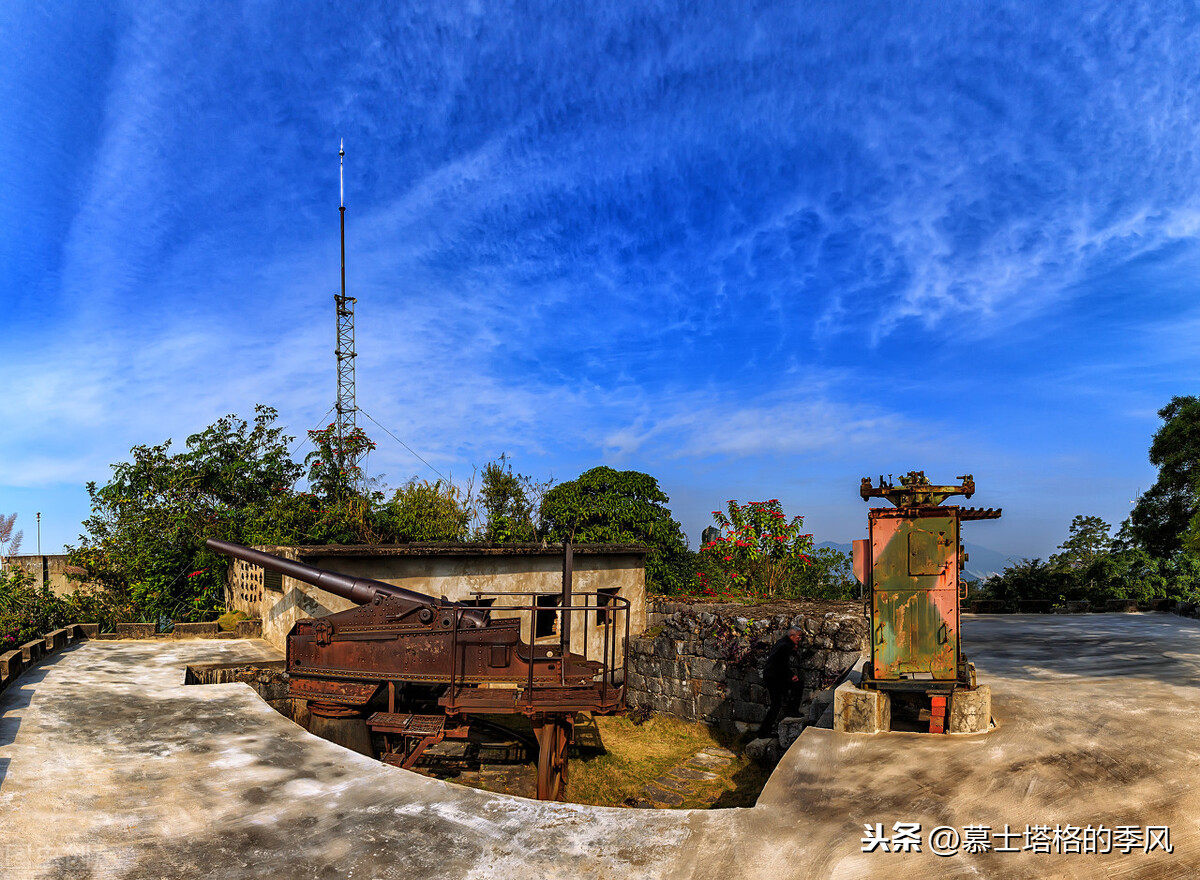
2,614,1199,879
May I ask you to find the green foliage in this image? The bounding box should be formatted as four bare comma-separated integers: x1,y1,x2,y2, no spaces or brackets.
540,466,692,594
478,454,541,543
217,609,250,632
790,545,858,600
1050,515,1114,570
0,568,66,650
377,480,472,542
305,423,377,503
1131,396,1200,557
697,500,814,597
980,519,1200,610
71,406,302,623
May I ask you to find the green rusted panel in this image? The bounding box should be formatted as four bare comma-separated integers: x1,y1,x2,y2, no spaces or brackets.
873,589,957,677
870,513,959,680
907,517,954,577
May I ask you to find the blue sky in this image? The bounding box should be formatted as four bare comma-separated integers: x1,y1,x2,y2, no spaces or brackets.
3,1,1199,560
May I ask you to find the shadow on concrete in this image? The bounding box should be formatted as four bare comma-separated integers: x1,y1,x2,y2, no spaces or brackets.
709,756,772,809
0,643,86,792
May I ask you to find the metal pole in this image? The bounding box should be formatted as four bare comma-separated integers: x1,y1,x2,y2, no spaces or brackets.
560,542,573,686
37,512,44,586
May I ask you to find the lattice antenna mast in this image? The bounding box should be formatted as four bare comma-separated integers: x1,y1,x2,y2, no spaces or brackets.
334,139,359,485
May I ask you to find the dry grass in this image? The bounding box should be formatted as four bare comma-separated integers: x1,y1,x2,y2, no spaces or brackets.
567,713,771,809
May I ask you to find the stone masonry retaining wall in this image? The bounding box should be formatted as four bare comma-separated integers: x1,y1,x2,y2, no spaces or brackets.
626,599,870,734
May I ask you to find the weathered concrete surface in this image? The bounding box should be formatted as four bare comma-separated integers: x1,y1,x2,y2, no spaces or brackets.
759,613,1200,878
832,681,891,734
947,683,990,733
4,615,1200,878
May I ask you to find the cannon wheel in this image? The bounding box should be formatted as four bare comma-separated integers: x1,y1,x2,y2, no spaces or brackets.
534,716,572,801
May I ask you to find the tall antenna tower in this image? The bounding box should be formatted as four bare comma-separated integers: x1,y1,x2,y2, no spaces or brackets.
334,139,358,480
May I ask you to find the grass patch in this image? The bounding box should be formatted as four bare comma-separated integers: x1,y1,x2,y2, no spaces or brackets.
567,713,770,809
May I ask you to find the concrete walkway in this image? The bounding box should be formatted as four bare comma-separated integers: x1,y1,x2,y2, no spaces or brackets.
2,615,1199,879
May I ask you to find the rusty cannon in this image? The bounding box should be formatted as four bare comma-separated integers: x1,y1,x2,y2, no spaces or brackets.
851,472,1000,733
206,538,628,800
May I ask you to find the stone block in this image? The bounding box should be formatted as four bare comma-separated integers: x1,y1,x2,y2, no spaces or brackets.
19,640,44,664
70,623,100,640
0,650,23,683
827,650,861,672
43,628,68,654
833,681,891,734
173,622,219,639
662,677,688,700
835,631,865,651
667,697,694,719
695,694,726,720
745,737,782,765
115,623,156,640
949,685,991,734
1105,599,1139,613
777,716,807,750
625,671,645,692
736,701,767,724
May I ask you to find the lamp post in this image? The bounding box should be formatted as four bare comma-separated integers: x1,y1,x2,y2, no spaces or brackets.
37,512,46,586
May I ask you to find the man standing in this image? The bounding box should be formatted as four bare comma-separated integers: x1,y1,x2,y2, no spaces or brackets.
758,627,802,738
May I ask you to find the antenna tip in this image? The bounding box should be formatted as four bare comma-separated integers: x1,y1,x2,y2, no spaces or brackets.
339,138,344,156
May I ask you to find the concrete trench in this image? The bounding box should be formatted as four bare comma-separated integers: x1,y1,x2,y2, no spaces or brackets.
2,615,1199,879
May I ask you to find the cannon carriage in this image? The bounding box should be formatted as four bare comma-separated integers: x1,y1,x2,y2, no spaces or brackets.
207,538,629,800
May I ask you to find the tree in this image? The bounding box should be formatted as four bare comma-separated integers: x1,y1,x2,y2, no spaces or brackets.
478,454,542,543
1130,396,1200,556
1050,515,1113,570
699,499,814,597
790,545,857,600
980,558,1061,607
71,406,303,623
539,466,692,594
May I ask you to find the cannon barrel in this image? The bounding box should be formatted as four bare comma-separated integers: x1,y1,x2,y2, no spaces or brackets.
205,539,489,627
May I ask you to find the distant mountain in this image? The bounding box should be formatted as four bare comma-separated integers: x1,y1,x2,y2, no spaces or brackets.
816,540,1014,582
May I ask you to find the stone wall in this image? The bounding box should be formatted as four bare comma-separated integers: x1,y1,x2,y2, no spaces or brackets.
626,598,869,734
1,554,90,597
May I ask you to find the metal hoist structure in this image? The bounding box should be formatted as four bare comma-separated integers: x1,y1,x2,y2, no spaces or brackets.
853,472,1001,703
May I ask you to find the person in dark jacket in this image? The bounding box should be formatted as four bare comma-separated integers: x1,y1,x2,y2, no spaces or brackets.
758,627,802,738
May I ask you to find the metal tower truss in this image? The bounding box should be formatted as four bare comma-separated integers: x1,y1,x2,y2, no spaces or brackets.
335,138,358,457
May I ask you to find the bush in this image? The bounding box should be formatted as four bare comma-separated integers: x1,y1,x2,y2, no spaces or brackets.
0,569,67,650
695,500,813,598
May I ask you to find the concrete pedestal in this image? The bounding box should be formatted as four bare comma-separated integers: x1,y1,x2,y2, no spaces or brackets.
833,681,891,733
948,684,991,733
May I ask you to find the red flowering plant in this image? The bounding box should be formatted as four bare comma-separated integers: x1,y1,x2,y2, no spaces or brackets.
695,499,813,598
